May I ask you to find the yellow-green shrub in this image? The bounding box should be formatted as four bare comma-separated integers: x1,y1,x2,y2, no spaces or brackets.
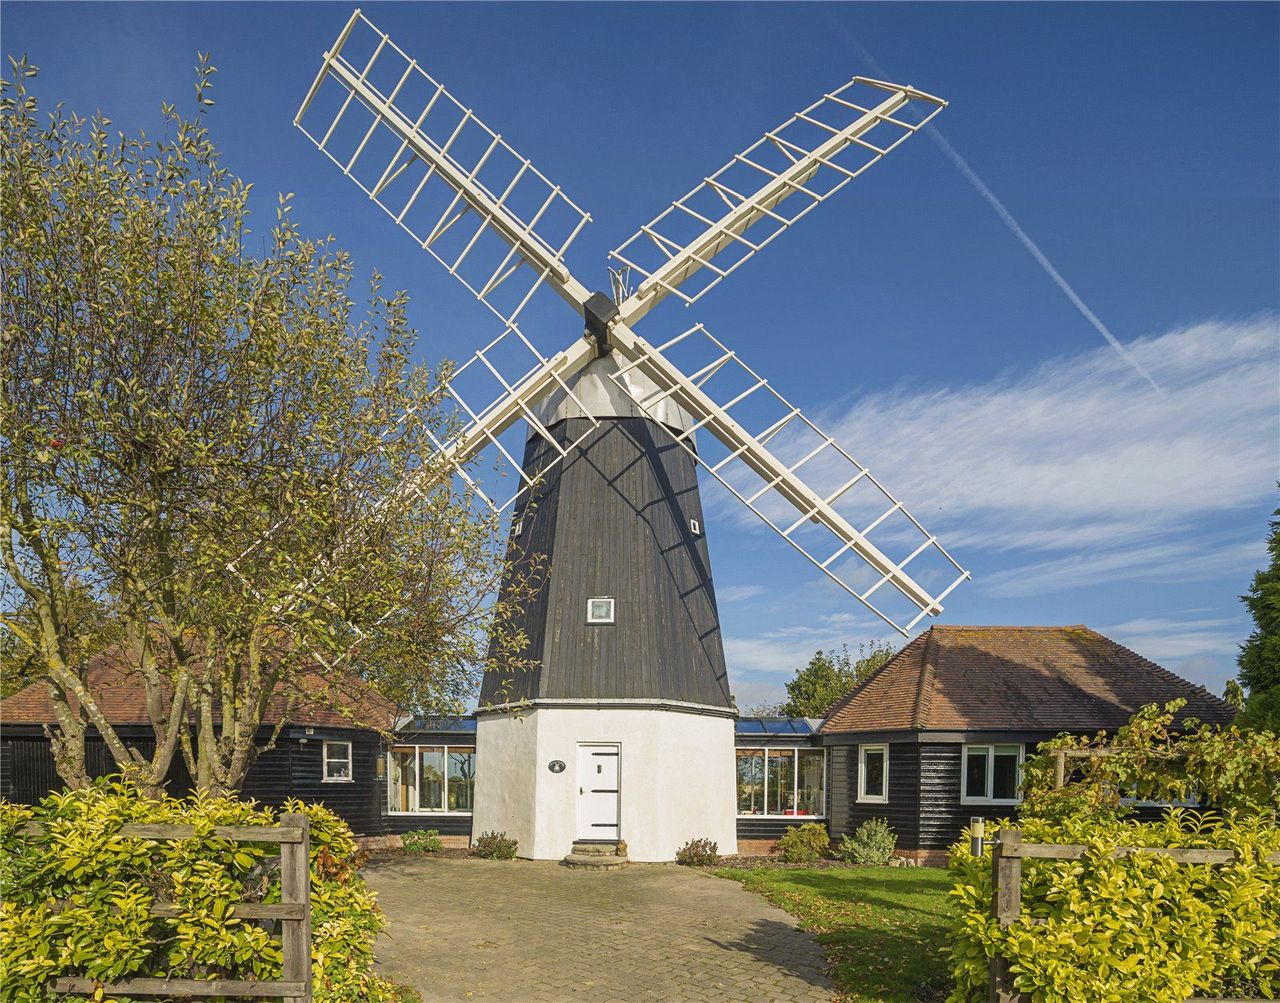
0,780,411,1002
947,811,1280,1002
777,822,830,863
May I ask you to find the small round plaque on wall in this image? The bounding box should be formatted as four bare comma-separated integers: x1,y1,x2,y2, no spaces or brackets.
548,760,566,774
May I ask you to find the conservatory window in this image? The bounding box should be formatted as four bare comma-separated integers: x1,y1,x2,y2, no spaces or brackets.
735,748,825,817
322,740,353,782
387,744,476,813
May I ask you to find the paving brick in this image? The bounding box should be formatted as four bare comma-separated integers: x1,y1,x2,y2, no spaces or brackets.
363,857,833,1002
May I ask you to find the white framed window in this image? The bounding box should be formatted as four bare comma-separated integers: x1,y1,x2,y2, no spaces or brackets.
586,597,615,624
735,747,826,817
963,744,1024,804
387,744,476,813
858,744,888,803
690,518,701,535
322,740,353,783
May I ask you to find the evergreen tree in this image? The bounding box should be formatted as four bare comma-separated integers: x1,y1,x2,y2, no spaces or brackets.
1236,503,1280,730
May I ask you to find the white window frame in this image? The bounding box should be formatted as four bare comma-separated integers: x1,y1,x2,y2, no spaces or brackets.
385,743,476,815
690,517,701,535
586,596,616,624
857,744,889,804
322,740,353,783
961,743,1025,805
734,747,826,819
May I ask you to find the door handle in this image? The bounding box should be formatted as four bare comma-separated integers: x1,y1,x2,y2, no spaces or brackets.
579,786,584,795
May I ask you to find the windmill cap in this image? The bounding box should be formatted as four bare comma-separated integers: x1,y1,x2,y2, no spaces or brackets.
532,354,696,433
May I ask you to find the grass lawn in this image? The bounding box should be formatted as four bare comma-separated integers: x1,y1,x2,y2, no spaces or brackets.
714,865,955,1003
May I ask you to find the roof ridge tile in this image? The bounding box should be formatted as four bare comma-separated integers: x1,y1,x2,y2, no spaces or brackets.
910,627,938,729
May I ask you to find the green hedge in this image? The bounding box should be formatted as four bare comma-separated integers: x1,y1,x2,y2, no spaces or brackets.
0,781,412,1002
947,811,1280,1002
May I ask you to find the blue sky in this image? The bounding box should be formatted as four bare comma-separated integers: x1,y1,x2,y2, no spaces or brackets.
7,2,1278,707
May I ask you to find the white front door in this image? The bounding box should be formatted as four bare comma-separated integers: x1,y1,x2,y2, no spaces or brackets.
575,743,620,841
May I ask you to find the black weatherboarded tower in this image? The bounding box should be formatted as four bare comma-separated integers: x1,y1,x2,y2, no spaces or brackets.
480,356,733,711
472,355,740,861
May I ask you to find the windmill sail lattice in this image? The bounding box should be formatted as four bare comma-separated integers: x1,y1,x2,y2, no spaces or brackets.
604,324,968,633
281,8,970,644
609,77,946,326
295,9,593,325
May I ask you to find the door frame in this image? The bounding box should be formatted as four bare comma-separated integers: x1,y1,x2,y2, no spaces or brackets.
575,742,621,842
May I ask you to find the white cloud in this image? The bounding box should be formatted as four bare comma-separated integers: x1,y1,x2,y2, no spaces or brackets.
702,316,1276,610
723,619,899,696
1100,614,1245,666
822,315,1278,554
980,538,1264,599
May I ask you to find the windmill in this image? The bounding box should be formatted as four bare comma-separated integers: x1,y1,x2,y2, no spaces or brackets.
295,9,968,861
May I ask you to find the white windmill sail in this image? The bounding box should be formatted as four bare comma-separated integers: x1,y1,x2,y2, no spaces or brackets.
605,322,968,635
295,8,593,324
609,77,946,327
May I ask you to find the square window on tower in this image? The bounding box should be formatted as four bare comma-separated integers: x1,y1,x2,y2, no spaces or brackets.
690,518,701,535
586,597,615,624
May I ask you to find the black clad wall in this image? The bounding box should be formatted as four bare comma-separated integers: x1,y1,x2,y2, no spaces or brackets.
481,417,731,709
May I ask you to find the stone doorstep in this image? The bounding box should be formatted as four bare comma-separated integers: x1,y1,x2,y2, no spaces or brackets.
563,840,629,869
570,840,622,856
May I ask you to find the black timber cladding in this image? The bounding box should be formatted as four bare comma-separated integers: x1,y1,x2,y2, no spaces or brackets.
481,417,731,709
0,724,385,836
827,742,922,849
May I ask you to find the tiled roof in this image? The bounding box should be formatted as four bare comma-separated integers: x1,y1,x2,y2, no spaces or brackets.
820,625,1236,734
0,649,394,731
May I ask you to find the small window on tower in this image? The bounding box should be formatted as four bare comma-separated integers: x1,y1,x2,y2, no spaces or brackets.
690,518,701,535
586,597,615,624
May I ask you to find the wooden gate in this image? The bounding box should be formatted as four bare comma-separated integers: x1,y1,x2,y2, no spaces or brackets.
24,812,313,1002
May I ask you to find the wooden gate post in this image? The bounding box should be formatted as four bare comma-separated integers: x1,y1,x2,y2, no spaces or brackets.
279,812,313,1003
988,827,1022,1003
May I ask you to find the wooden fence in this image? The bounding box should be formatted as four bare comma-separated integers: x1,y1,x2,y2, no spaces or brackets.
23,813,313,1002
973,820,1279,1003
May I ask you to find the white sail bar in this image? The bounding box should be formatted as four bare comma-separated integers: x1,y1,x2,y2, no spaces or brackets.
606,323,968,635
296,10,594,325
228,327,600,626
610,77,945,327
417,329,601,514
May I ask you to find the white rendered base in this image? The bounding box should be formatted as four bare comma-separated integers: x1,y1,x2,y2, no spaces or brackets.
472,706,737,862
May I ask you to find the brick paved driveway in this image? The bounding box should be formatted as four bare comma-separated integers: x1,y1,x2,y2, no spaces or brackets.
362,856,834,1003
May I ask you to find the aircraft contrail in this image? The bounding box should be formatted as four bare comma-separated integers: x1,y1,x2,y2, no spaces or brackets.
835,22,1163,393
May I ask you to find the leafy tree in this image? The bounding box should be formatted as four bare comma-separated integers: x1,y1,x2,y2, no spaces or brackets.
1236,503,1280,730
779,641,894,718
1222,678,1244,711
1021,699,1280,822
1,58,532,793
1,587,119,699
